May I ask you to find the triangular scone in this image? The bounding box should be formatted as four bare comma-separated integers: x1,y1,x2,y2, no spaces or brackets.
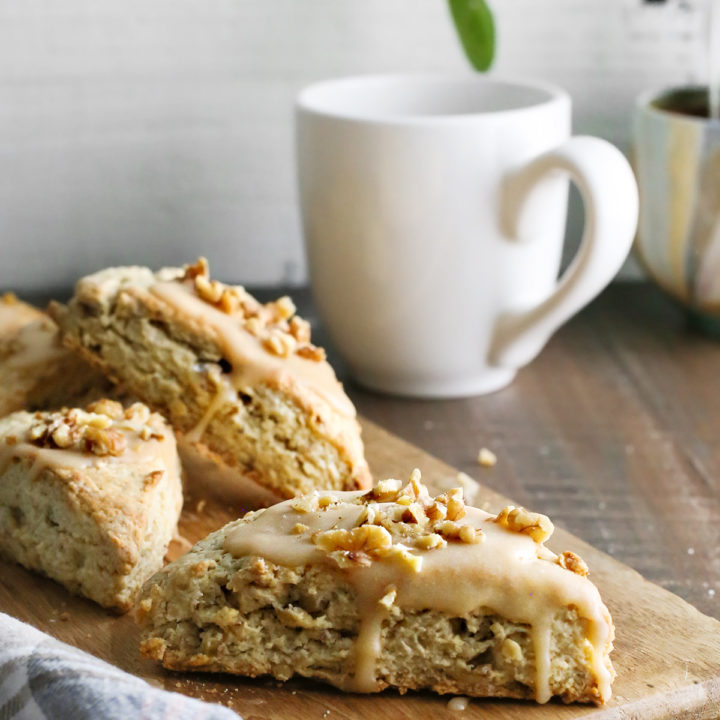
137,471,614,705
0,401,183,611
49,258,371,502
0,293,114,417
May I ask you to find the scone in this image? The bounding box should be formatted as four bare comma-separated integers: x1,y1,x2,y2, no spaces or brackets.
0,293,114,417
136,471,614,705
50,258,371,501
0,400,183,611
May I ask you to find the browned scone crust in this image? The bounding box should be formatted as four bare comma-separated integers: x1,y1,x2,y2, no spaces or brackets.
0,401,183,611
137,473,614,704
0,294,114,417
49,259,371,502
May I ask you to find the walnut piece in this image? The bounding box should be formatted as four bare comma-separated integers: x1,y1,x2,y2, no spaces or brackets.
556,550,589,577
493,505,554,543
303,470,485,570
477,447,497,467
180,257,325,363
16,401,167,458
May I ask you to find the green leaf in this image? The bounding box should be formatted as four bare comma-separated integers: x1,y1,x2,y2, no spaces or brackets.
448,0,496,72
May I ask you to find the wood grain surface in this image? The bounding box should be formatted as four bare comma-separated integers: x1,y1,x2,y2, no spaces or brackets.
2,418,720,719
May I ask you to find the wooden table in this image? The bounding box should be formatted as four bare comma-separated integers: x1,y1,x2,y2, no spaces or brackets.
295,282,720,621
10,280,719,718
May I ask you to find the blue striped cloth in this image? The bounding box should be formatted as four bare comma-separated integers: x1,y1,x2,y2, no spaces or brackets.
0,613,240,720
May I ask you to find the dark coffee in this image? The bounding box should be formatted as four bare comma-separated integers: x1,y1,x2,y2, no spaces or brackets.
651,87,712,119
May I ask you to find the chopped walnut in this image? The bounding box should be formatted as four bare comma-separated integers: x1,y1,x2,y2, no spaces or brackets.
291,492,321,514
244,316,263,336
270,296,296,321
445,488,466,521
124,402,151,425
218,288,240,314
314,525,393,555
180,257,325,363
183,256,209,279
296,343,326,362
477,447,497,467
300,470,487,569
262,330,297,358
364,478,402,503
386,544,423,572
84,426,127,456
289,316,311,343
378,586,397,609
194,275,224,304
87,399,124,420
16,401,167,458
416,533,447,550
493,506,554,543
556,550,589,577
458,525,482,544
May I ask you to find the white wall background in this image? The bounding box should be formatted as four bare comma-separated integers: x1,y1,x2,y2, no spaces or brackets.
0,0,708,291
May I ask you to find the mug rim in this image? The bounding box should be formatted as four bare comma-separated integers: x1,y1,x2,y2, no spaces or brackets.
636,84,720,127
296,73,570,124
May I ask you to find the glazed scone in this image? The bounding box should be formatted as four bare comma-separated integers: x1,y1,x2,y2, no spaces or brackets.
0,294,276,506
0,293,114,417
137,471,615,705
50,258,371,502
0,401,183,611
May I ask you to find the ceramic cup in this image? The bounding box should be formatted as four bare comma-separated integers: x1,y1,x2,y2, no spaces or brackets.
634,86,720,330
296,75,638,397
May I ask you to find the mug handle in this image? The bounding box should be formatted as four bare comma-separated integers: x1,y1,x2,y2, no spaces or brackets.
489,136,638,369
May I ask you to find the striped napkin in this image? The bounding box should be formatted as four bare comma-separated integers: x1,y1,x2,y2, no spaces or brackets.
0,613,239,720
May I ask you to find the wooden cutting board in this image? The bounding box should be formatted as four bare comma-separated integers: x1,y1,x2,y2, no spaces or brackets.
1,419,719,720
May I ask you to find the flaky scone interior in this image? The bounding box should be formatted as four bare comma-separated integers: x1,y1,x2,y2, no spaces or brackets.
137,470,614,704
50,258,371,503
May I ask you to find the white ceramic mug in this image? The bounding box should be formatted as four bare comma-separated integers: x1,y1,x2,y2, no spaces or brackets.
296,75,638,397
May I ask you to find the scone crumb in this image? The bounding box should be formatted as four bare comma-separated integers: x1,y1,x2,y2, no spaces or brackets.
1,291,18,305
292,523,309,534
556,550,589,577
140,636,167,661
190,560,214,577
492,505,554,543
188,653,212,667
477,447,497,467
